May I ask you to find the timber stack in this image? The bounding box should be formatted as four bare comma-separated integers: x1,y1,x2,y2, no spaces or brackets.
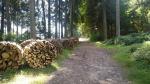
23,40,57,68
47,39,63,55
60,38,74,49
0,42,23,70
70,37,79,45
20,39,35,48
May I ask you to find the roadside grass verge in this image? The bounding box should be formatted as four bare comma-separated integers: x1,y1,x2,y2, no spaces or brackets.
0,49,72,84
96,42,150,84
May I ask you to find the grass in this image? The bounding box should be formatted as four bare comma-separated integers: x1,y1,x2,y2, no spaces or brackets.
0,49,72,84
96,42,150,84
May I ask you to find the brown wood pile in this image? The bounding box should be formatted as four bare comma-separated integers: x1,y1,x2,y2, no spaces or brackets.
0,42,23,70
47,39,63,54
20,39,35,48
60,38,75,49
70,37,79,45
0,37,79,70
23,40,57,68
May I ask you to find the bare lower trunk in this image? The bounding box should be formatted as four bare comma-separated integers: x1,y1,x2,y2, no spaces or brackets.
116,0,120,37
102,0,107,40
48,0,51,38
29,0,36,39
6,0,11,34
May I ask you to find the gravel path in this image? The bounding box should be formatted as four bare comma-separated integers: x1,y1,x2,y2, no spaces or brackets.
46,42,129,84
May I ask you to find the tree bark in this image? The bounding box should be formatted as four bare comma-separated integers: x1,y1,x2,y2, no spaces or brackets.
29,0,36,39
55,0,58,38
70,0,74,37
64,0,69,37
42,0,46,38
48,0,51,38
6,0,11,34
102,0,107,40
116,0,120,37
0,0,5,40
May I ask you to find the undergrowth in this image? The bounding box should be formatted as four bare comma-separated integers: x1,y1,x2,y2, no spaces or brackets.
96,42,150,84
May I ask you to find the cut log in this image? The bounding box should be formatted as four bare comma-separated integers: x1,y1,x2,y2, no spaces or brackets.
0,42,23,70
60,38,75,49
20,39,35,48
47,39,63,55
23,40,57,68
2,53,10,59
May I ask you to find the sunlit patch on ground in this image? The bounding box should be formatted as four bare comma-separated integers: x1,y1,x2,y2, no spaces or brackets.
79,38,89,42
96,42,103,45
0,49,71,84
51,62,61,69
5,74,51,84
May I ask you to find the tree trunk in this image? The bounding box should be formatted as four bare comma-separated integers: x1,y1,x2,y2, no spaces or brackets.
55,17,58,38
116,0,120,37
0,0,5,41
70,0,74,37
55,0,58,38
48,0,51,38
64,0,68,38
42,0,46,38
102,0,107,40
6,0,11,34
60,0,63,38
29,0,36,39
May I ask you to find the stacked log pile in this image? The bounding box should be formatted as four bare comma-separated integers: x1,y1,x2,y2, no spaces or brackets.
0,37,79,70
20,39,35,48
47,39,63,54
23,40,57,68
0,42,23,70
70,37,79,45
60,38,75,49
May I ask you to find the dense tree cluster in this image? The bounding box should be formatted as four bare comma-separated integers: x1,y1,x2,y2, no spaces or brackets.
0,0,149,41
78,0,150,41
0,0,80,41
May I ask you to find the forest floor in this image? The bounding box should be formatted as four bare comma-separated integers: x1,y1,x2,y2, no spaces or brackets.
46,42,130,84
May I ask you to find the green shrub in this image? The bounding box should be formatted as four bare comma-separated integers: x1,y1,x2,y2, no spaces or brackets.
90,32,104,41
133,41,150,64
3,33,16,41
104,32,150,45
129,44,142,53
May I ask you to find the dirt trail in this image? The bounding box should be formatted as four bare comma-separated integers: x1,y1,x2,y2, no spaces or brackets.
46,42,129,84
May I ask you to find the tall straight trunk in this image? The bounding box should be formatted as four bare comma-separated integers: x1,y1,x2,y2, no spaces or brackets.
116,0,120,37
16,22,19,37
58,2,60,38
16,12,19,38
60,0,63,38
70,0,74,37
102,0,107,40
55,0,58,38
6,0,11,34
36,0,41,38
55,15,58,38
48,0,51,38
0,0,5,40
29,0,36,39
42,0,46,38
64,0,68,37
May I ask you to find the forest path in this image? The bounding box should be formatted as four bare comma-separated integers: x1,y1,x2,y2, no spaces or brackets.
46,42,129,84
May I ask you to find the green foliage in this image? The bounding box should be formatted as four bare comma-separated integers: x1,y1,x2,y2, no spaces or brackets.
129,43,142,53
3,33,16,41
1,32,30,42
15,32,30,42
105,33,150,45
133,41,150,64
96,43,150,84
90,32,104,41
